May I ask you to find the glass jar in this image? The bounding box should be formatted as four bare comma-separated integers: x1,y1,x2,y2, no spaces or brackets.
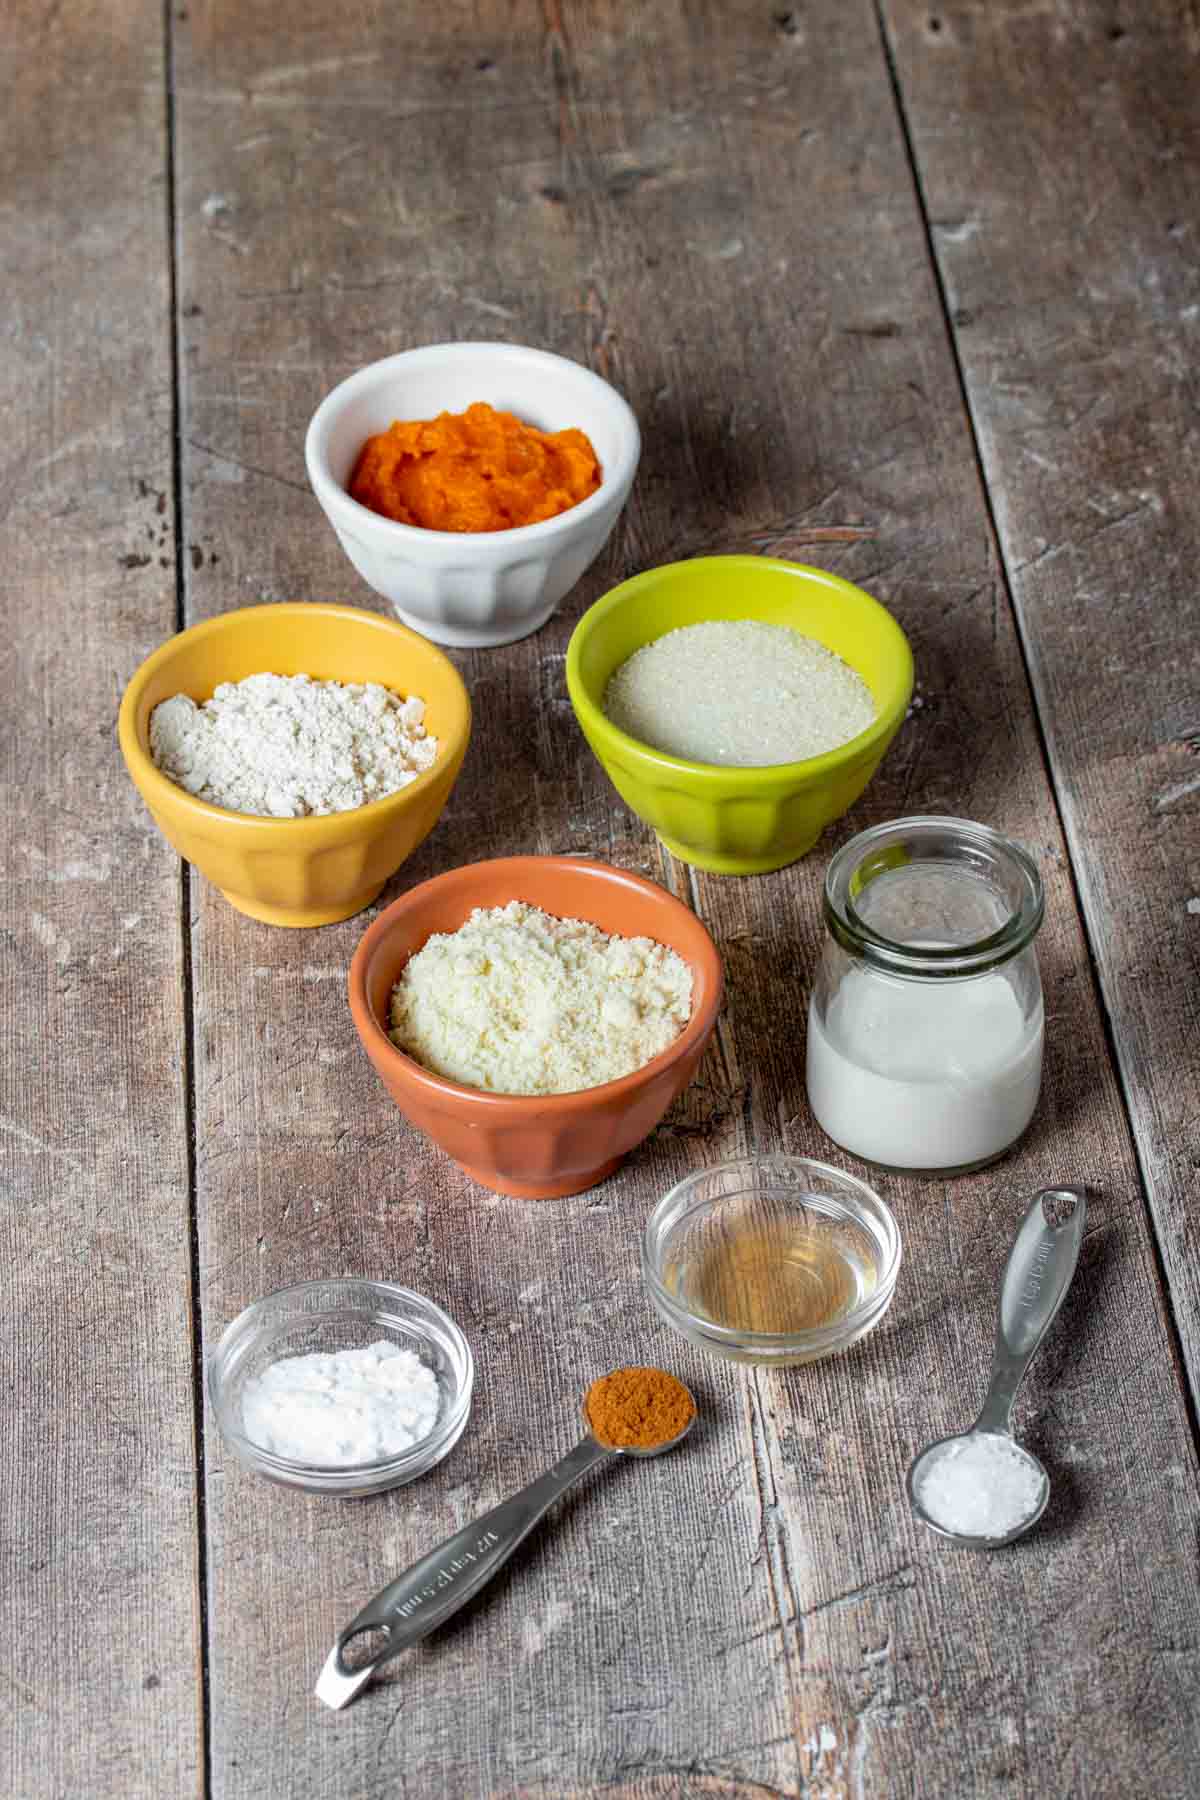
806,816,1045,1175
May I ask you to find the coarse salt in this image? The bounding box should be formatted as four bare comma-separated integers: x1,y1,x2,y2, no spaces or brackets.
602,620,876,767
241,1341,441,1466
149,672,438,817
914,1432,1045,1539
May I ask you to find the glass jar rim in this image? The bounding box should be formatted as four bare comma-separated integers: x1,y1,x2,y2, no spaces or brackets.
824,815,1044,978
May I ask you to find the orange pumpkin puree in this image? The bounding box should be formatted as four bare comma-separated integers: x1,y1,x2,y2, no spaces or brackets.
348,401,602,533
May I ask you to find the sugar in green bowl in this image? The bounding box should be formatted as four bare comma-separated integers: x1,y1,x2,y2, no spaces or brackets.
565,556,914,875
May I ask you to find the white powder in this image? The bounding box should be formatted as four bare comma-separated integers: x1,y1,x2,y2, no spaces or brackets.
602,620,876,766
389,899,693,1095
149,672,438,817
914,1433,1046,1539
241,1340,440,1465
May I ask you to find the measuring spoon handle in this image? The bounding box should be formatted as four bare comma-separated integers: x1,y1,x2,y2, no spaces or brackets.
975,1186,1086,1436
316,1434,611,1710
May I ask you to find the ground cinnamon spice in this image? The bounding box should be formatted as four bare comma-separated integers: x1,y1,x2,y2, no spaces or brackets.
349,400,601,533
584,1366,696,1450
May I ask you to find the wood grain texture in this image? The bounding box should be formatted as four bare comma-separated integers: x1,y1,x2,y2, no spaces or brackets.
875,0,1200,1407
166,2,1200,1798
0,2,202,1795
7,0,1197,1794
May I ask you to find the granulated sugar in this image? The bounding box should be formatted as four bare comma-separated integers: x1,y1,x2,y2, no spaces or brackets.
149,672,438,817
913,1432,1046,1539
602,620,876,767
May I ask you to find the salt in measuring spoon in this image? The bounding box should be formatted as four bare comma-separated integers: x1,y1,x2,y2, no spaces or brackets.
316,1369,696,1710
907,1186,1086,1549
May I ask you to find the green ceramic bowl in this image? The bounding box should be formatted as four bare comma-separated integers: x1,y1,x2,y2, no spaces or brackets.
565,556,914,875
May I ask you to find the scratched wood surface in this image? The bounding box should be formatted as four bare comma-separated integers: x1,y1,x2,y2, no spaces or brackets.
6,0,1200,1795
0,2,203,1796
878,0,1200,1407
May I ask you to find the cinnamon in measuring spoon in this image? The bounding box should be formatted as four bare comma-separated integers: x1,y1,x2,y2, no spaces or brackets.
584,1366,696,1451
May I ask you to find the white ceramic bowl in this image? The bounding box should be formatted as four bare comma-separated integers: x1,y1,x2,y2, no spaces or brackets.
305,342,641,649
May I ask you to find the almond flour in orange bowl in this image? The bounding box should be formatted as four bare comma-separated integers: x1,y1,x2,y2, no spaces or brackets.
305,343,641,649
347,855,723,1199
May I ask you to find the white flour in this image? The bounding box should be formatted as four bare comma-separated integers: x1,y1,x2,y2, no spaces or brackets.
149,672,438,817
241,1340,441,1465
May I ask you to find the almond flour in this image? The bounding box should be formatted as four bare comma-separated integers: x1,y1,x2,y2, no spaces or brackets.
388,900,693,1095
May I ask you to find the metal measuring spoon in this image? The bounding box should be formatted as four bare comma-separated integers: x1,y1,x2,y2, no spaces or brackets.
907,1186,1086,1550
316,1375,696,1710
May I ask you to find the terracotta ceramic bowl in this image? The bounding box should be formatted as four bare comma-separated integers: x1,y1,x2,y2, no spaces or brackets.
348,856,724,1199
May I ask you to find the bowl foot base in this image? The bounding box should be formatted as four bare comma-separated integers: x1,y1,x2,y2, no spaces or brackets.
655,833,815,876
455,1154,624,1200
218,881,386,927
389,601,559,650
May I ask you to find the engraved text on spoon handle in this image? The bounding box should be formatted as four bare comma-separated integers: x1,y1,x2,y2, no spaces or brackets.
317,1434,611,1709
976,1186,1086,1434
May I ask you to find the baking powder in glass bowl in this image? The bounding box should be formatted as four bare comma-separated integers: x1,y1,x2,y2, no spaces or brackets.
207,1279,473,1496
240,1340,440,1465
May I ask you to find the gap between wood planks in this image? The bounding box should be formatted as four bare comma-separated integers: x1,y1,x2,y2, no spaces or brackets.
147,3,1199,1787
868,0,1200,1454
161,0,214,1789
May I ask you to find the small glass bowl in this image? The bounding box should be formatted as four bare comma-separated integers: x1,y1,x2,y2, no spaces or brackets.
641,1155,901,1367
207,1278,474,1496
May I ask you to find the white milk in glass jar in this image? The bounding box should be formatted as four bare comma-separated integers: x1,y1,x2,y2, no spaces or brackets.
806,817,1045,1174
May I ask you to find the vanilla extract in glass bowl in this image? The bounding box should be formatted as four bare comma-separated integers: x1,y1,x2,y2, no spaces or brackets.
642,1155,901,1367
689,1213,876,1333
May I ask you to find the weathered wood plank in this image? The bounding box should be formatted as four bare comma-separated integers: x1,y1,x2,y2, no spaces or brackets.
0,2,202,1795
659,1,1200,1790
877,0,1200,1410
171,2,1200,1797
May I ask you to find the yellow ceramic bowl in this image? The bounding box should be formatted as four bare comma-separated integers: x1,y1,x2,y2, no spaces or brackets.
118,603,471,926
565,557,913,875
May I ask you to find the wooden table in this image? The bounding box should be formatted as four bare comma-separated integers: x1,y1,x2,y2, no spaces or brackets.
5,2,1199,1794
